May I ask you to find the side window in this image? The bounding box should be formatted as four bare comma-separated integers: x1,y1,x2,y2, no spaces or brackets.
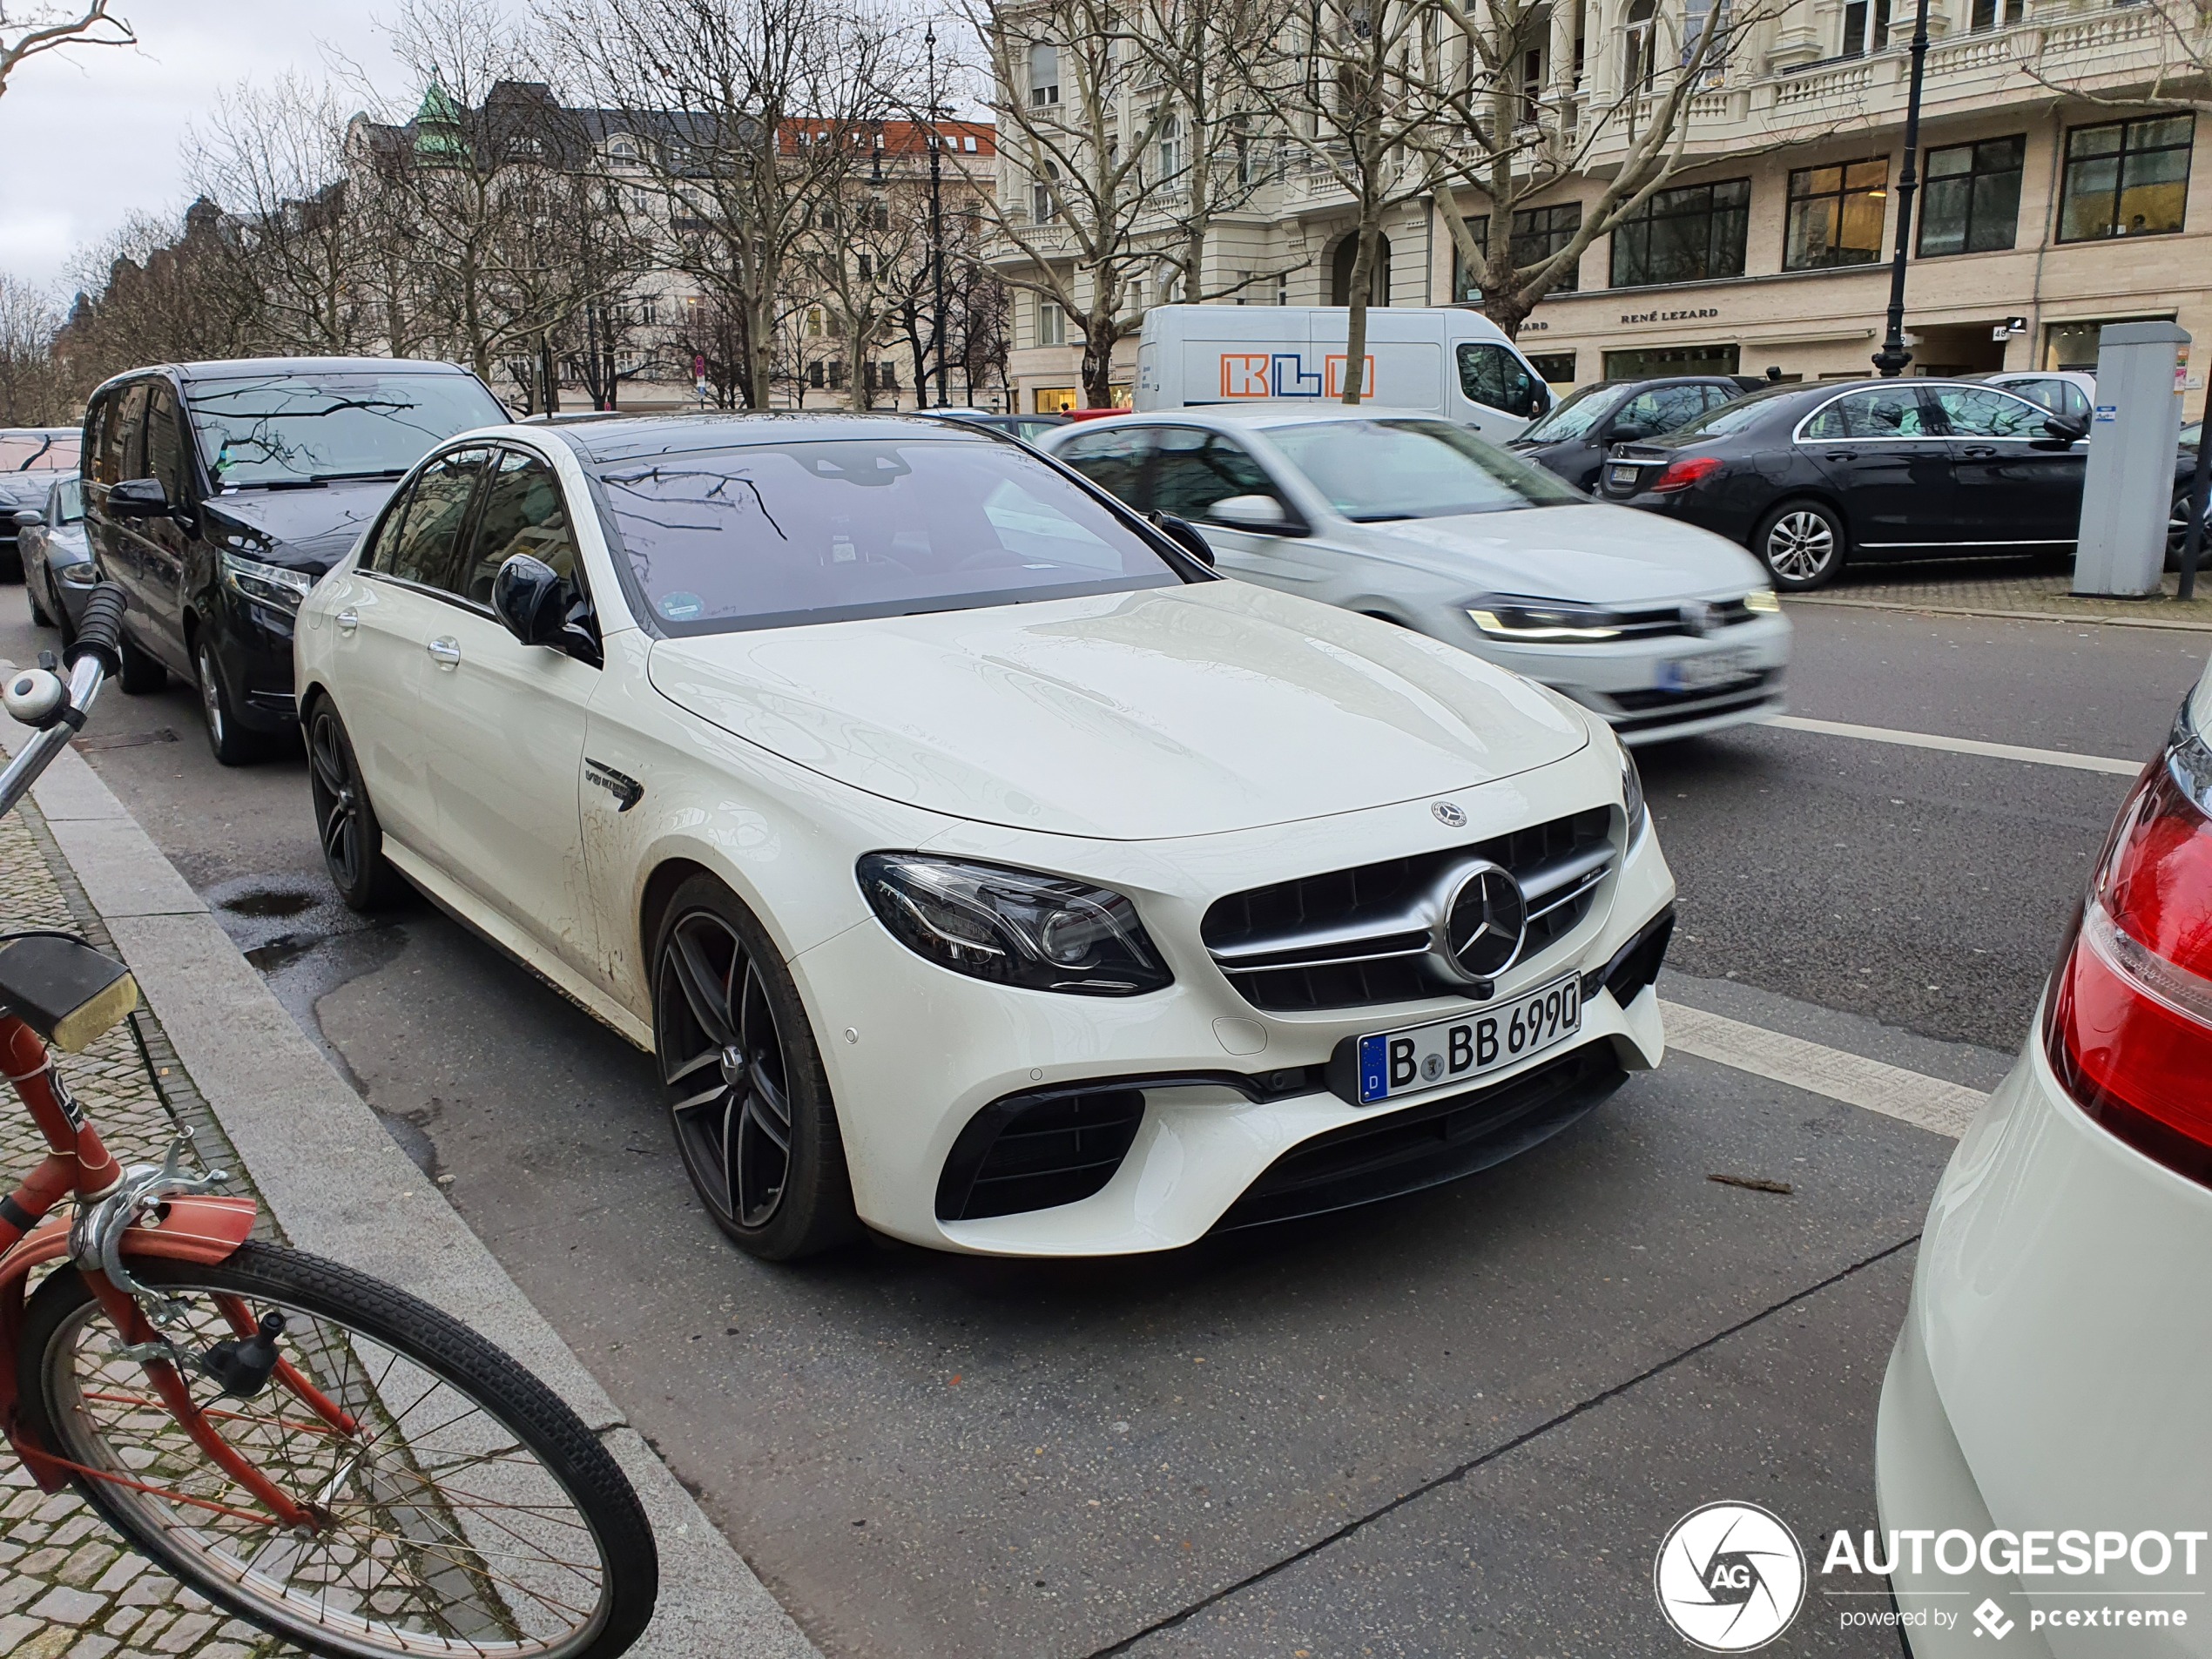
378,448,489,591
461,450,577,605
1150,428,1283,523
114,384,152,482
1456,343,1543,418
1927,387,2047,439
1054,427,1156,507
1701,385,1738,413
1615,385,1710,436
145,385,189,504
1801,389,1932,439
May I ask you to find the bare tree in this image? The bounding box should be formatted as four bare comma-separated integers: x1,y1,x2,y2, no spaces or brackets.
1417,0,1770,338
0,0,132,102
188,74,374,355
1249,0,1436,401
550,0,919,409
54,204,261,388
968,0,1182,407
0,274,64,423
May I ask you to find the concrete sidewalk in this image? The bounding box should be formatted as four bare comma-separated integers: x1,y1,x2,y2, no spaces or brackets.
1793,565,2212,630
0,724,819,1659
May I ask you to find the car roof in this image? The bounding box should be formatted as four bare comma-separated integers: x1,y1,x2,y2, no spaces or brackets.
172,357,479,381
548,410,1002,463
1068,405,1444,430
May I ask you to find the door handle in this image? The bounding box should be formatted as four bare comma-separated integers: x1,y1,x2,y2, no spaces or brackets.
1824,451,1854,462
334,608,359,635
427,637,461,668
1962,445,2000,457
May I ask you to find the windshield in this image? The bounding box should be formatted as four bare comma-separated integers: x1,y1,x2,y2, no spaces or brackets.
0,433,79,473
1665,383,1807,441
187,373,507,489
1517,383,1627,444
1265,419,1586,522
590,435,1184,634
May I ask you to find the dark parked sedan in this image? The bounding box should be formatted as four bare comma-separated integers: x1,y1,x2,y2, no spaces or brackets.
932,409,1071,444
0,428,82,578
1507,375,1754,492
1598,378,2110,590
16,475,93,642
81,357,509,762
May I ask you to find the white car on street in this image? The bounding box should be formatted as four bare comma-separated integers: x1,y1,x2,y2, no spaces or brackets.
1878,661,2212,1652
1041,408,1791,745
294,414,1676,1259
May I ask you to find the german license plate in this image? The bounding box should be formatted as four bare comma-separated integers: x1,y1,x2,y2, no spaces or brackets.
1608,463,1642,488
1355,975,1582,1105
1661,647,1755,693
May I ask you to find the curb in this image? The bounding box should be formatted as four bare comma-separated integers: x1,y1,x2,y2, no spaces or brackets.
5,727,821,1659
1788,593,2212,633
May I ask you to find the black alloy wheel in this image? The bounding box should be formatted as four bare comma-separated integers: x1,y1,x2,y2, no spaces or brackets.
306,699,403,911
1754,499,1847,591
651,875,858,1260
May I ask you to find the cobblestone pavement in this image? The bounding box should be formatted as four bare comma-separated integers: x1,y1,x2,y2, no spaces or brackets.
1796,562,2212,629
0,799,286,1658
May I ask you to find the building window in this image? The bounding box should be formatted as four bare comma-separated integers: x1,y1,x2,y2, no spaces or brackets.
1454,206,1582,300
880,360,899,391
2060,114,2195,243
1602,343,1742,378
1028,44,1060,107
1527,351,1577,384
1608,179,1750,288
1031,163,1058,223
1623,0,1656,95
1037,299,1066,347
1918,135,2024,256
809,361,825,388
1157,112,1183,184
1840,0,1890,57
1784,158,1889,271
827,360,846,390
1968,0,2023,29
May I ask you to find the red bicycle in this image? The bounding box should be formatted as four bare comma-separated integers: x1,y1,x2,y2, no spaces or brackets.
0,585,657,1657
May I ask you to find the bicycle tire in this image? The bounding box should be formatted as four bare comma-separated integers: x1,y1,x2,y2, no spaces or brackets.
17,1243,658,1659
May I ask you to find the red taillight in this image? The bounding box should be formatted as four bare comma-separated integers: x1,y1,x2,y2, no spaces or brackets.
2045,718,2212,1184
1651,455,1723,492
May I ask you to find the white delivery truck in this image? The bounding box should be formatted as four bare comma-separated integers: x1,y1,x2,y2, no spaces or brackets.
1132,305,1553,441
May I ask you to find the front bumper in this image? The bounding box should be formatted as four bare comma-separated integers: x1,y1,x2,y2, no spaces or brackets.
1878,1016,2212,1656
1453,611,1792,745
212,585,304,730
790,783,1676,1255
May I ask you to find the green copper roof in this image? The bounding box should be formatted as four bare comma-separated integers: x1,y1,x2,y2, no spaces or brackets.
413,78,467,159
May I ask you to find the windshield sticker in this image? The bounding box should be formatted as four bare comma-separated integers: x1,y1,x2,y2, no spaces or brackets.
658,590,705,621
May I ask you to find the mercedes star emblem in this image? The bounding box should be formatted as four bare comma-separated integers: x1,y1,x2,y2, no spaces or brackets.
1680,600,1719,637
1433,800,1467,828
1444,863,1527,980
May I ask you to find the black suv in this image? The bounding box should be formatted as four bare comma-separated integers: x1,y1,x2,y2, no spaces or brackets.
81,359,508,761
1507,376,1756,492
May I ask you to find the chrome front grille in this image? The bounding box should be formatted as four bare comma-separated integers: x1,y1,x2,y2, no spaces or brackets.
1201,806,1616,1013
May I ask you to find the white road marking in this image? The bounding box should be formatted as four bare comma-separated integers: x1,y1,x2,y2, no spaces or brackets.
1765,714,2143,777
1659,1000,1987,1140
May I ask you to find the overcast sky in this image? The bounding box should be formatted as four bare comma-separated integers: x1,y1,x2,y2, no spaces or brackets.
0,2,507,295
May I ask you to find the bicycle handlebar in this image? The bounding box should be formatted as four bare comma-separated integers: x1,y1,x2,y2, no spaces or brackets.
0,583,125,820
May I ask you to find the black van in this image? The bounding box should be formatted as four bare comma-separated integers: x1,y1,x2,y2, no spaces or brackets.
81,359,508,762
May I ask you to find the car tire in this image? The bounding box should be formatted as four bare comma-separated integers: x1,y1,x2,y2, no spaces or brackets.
194,637,263,765
115,630,166,694
304,698,406,912
25,570,51,627
1753,500,1847,591
651,873,860,1262
49,575,76,650
2168,489,2203,573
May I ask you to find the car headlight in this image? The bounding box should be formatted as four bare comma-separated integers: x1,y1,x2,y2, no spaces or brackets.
1467,599,1622,641
1744,587,1781,614
1622,745,1647,837
57,562,98,587
219,551,314,614
857,853,1172,996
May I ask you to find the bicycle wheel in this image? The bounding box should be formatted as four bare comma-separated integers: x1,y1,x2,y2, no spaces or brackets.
17,1243,657,1659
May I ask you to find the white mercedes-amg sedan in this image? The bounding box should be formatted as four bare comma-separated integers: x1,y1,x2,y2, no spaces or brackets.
295,414,1676,1260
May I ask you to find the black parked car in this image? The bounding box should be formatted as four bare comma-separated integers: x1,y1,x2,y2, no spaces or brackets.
1507,376,1755,492
1595,378,2132,590
81,358,509,761
0,428,82,579
933,409,1072,444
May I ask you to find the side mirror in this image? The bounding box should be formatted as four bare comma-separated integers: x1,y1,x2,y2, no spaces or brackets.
107,478,170,520
1149,512,1215,568
1204,494,1292,534
2043,415,2089,443
12,509,41,529
491,553,569,648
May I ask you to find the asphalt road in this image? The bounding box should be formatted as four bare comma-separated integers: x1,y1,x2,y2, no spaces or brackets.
8,587,2205,1657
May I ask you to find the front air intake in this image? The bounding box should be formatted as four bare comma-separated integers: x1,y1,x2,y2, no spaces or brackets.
935,1085,1146,1221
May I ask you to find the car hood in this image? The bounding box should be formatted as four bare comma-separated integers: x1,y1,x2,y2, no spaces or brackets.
644,581,1589,840
1332,502,1769,605
0,473,63,509
200,476,401,570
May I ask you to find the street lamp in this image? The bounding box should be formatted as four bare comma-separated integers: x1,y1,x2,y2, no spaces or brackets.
925,22,950,408
1871,0,1932,377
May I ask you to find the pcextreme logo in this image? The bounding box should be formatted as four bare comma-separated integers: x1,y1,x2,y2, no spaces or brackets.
1655,1502,1807,1652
